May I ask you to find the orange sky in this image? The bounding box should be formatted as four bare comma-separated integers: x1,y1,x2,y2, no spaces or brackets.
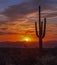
0,16,57,42
0,20,57,42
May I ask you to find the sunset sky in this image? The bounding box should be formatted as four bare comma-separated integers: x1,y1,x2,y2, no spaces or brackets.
0,0,57,42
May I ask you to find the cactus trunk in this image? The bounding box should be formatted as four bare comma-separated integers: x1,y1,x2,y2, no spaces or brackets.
35,6,46,49
39,38,42,49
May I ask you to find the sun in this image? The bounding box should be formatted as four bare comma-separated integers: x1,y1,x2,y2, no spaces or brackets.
24,37,31,42
25,38,29,42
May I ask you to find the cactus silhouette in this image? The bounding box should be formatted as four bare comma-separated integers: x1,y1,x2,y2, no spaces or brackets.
35,6,46,49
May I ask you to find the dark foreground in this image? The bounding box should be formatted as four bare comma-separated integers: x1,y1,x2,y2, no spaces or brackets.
0,48,57,65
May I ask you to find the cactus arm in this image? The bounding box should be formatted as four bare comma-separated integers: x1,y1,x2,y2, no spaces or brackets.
35,22,39,37
42,18,46,38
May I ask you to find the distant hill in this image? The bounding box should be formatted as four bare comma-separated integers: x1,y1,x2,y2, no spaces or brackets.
0,41,57,48
0,42,26,48
44,41,57,48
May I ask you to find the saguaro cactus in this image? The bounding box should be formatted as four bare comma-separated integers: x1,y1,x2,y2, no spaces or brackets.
35,6,46,49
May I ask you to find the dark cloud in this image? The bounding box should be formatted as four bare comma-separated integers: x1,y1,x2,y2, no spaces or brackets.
0,32,18,35
2,3,35,21
46,12,57,18
1,0,57,22
0,32,4,34
8,23,16,25
25,30,35,33
0,28,8,30
0,21,8,24
41,11,57,18
0,0,7,3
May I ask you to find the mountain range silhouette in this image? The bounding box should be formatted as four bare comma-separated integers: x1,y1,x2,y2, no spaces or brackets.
0,41,57,48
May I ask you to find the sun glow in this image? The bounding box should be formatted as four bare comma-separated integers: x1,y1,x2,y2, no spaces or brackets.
25,38,29,41
24,37,32,42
